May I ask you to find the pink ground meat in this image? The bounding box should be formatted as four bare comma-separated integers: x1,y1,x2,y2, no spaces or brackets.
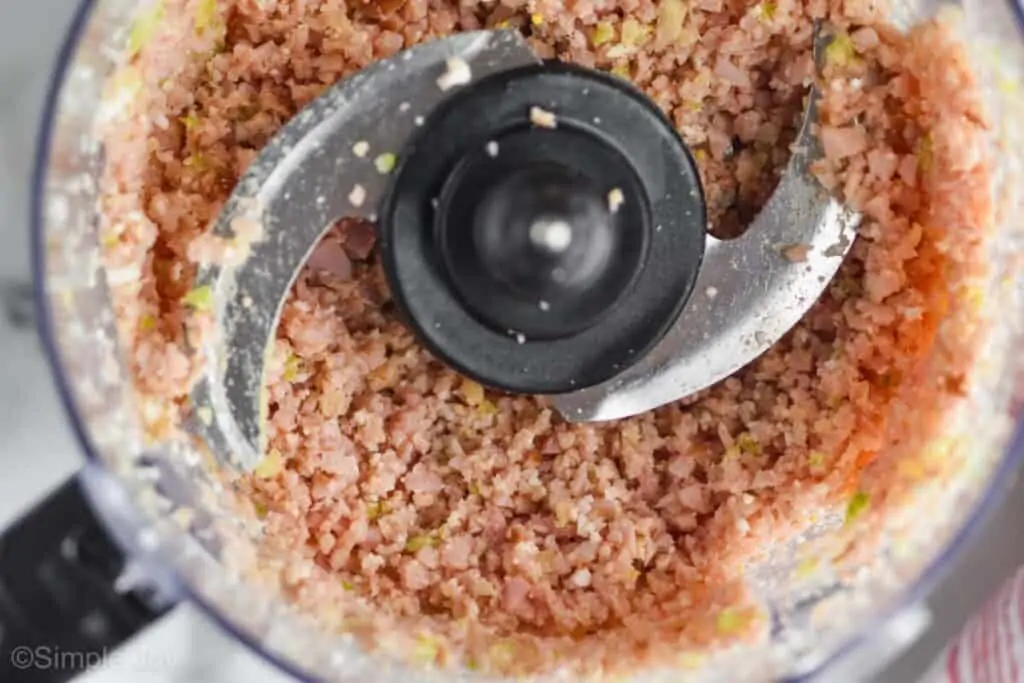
97,0,993,677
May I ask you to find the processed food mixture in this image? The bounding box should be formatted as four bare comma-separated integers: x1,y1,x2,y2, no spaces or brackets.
98,0,994,677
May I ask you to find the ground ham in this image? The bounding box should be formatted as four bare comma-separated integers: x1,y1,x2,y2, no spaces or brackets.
820,125,870,159
99,0,993,678
305,237,352,280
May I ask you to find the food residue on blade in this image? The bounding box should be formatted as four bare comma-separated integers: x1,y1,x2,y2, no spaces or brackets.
348,184,367,207
374,152,397,174
781,243,812,262
436,56,472,91
607,187,625,213
529,105,557,128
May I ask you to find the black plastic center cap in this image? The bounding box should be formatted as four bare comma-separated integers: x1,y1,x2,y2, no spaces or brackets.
474,165,614,300
436,127,650,341
379,61,707,395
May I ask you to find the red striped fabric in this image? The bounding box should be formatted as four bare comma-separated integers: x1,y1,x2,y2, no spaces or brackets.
930,566,1024,683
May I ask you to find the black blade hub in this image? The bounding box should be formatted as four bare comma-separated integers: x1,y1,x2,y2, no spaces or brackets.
379,61,707,395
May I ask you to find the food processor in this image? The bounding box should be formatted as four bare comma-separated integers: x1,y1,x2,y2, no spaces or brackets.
2,0,1023,681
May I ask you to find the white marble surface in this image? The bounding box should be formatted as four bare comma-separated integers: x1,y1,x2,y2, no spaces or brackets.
1,2,1022,683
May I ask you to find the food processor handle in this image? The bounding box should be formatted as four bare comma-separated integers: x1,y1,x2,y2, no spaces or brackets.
0,474,177,682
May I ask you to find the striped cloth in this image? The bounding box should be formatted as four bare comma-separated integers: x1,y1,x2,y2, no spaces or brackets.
921,566,1024,683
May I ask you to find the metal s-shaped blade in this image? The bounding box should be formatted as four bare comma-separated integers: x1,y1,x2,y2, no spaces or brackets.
551,84,861,423
190,31,541,469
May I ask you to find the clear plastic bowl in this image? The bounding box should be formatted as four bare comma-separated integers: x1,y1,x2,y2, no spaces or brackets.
29,0,1024,681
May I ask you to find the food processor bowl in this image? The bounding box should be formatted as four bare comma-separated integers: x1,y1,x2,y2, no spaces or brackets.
8,0,1024,681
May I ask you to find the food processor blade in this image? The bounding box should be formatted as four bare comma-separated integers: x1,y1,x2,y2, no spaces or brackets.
191,29,857,470
552,79,861,422
189,30,542,469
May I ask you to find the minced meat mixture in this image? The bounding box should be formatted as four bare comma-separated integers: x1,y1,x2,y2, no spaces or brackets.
98,0,992,677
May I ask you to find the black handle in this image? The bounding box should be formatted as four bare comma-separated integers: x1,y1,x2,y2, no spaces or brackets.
0,476,173,682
